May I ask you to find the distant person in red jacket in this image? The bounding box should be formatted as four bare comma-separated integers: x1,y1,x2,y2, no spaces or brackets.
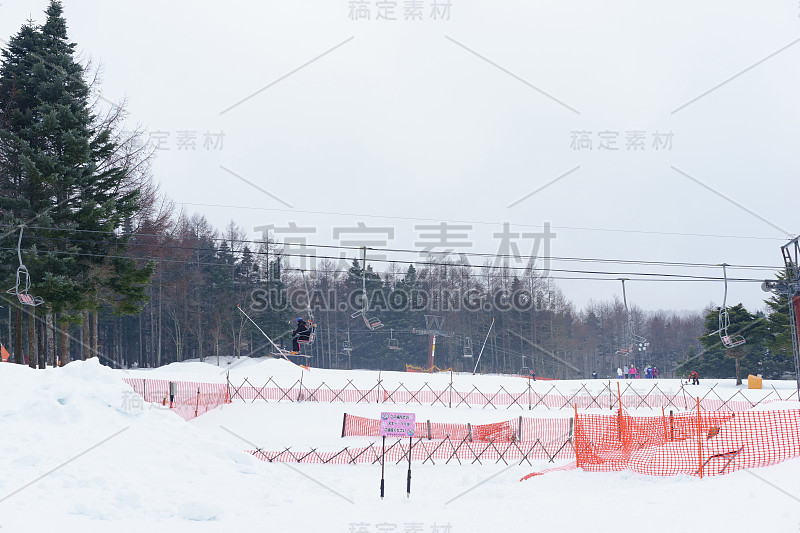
689,370,699,385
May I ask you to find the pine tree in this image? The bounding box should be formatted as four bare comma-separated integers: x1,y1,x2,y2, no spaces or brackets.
763,270,796,379
690,304,769,384
0,2,153,364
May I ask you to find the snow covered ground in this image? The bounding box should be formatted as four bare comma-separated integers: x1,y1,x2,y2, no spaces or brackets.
1,357,799,532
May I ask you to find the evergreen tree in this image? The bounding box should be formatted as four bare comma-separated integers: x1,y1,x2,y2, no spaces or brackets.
0,2,153,364
686,304,769,384
762,270,797,379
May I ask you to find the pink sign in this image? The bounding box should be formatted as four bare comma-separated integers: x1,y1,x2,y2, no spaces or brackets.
380,412,416,438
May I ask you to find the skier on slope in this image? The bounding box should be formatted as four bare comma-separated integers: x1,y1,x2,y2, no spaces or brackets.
688,370,699,385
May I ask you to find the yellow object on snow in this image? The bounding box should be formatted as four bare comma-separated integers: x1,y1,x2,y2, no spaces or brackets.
747,374,762,390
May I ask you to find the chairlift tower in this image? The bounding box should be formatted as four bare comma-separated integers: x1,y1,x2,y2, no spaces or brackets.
412,315,453,370
614,279,647,367
764,236,800,397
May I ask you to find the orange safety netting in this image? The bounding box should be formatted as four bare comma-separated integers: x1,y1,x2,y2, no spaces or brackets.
119,377,800,475
342,413,571,445
575,407,800,477
228,378,797,411
123,378,230,421
249,435,574,465
125,376,799,418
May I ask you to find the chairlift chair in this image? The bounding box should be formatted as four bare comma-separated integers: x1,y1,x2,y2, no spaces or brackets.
364,314,383,330
297,270,317,350
342,330,353,355
6,226,44,307
351,309,384,331
388,329,401,350
463,336,473,358
350,247,384,331
298,320,316,347
713,264,746,349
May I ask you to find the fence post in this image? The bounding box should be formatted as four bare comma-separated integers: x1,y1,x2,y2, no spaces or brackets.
168,381,176,409
518,416,523,442
467,423,473,442
298,371,304,402
341,413,347,438
427,420,432,440
143,380,147,402
696,397,702,478
195,387,200,417
226,371,230,403
528,378,532,410
670,409,674,441
449,370,453,408
573,405,580,468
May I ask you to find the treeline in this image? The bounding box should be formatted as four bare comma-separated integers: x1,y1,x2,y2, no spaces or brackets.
1,203,710,377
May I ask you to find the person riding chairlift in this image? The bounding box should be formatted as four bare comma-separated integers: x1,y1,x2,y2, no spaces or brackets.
292,318,310,352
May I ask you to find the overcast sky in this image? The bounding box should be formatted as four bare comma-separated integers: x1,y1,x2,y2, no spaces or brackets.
3,0,799,313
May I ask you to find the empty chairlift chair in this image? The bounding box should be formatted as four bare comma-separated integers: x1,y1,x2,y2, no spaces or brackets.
463,336,473,358
388,329,401,350
6,226,44,307
715,264,746,349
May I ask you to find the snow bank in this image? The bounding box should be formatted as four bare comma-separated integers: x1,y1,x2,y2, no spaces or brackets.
2,359,800,532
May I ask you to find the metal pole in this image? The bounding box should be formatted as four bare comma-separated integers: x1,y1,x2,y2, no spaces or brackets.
300,270,314,324
361,247,368,315
473,318,495,374
429,334,437,370
449,369,453,408
406,436,412,498
789,294,800,400
236,305,288,361
380,435,386,499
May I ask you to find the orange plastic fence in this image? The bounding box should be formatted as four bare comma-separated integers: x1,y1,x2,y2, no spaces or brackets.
342,413,571,445
575,407,800,477
123,378,230,421
249,435,574,465
124,376,798,418
228,378,795,412
120,377,800,475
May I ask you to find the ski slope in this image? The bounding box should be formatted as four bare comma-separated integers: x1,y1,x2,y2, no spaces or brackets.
1,357,798,532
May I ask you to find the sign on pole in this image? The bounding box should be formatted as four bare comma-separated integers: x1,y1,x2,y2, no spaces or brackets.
379,412,416,499
380,412,416,437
